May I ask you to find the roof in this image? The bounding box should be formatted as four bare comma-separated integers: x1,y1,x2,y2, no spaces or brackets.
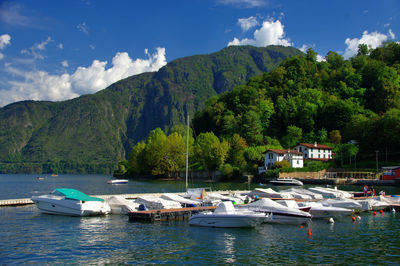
264,149,303,155
297,143,333,150
382,166,400,170
55,188,104,202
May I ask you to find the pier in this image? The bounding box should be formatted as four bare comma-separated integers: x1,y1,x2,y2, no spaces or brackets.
127,206,217,222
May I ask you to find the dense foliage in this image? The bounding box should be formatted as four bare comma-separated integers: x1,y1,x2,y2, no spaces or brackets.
120,42,400,179
0,46,300,174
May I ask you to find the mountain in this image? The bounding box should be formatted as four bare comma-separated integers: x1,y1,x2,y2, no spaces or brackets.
0,45,302,174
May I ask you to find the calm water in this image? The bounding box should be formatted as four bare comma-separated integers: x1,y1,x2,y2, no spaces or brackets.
1,174,400,265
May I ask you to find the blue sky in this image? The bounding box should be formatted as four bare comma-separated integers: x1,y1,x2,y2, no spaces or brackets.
0,0,398,107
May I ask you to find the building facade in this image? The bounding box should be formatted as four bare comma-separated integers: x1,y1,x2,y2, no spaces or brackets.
264,149,304,170
293,142,333,161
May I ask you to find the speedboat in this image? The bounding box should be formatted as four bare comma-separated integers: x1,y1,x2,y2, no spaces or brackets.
189,201,267,228
105,196,139,214
270,178,303,186
107,179,128,184
297,201,353,218
236,198,312,225
31,188,111,216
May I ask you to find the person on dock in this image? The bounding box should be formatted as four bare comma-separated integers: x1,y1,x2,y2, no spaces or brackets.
363,184,368,197
371,186,375,196
379,190,386,196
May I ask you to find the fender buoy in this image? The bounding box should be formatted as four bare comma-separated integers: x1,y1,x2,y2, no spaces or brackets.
307,228,311,236
352,216,356,222
379,209,383,214
373,211,377,216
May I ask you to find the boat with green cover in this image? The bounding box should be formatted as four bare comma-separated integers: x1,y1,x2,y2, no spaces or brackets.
31,188,111,216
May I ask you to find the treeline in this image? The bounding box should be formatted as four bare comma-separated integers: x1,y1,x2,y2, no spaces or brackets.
118,42,400,179
0,162,116,174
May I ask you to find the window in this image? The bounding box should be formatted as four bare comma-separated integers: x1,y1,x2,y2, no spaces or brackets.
297,160,299,165
299,147,302,152
268,153,273,159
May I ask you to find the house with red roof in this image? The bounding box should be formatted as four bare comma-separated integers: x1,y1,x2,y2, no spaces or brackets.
293,142,333,161
264,149,304,170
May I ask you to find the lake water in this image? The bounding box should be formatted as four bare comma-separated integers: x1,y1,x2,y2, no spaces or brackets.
1,174,400,264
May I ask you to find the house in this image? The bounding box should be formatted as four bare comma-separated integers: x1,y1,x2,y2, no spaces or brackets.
293,142,333,161
382,166,400,180
264,149,304,170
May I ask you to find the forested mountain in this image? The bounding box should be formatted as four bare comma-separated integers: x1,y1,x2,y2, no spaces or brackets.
122,42,400,180
0,45,301,173
193,42,400,160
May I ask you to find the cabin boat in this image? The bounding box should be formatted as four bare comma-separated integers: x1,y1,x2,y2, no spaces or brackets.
31,188,111,216
189,201,267,228
107,179,128,184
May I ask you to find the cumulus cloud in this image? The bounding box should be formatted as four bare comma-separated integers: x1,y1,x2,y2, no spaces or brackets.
0,34,11,60
0,34,11,49
61,60,68,67
343,30,392,59
228,19,291,47
19,36,52,60
0,48,167,107
238,16,259,32
389,29,395,39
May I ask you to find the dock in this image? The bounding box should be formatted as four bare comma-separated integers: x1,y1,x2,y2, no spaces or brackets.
127,206,217,222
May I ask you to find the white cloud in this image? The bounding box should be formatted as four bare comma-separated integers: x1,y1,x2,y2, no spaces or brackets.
61,60,68,67
57,43,63,50
228,19,291,47
0,48,167,107
0,34,11,49
77,22,89,35
343,30,390,59
217,0,267,8
36,36,52,50
389,29,395,39
19,37,53,60
238,16,259,32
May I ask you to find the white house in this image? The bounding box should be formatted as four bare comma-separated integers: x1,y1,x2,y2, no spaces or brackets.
264,149,304,170
293,142,333,161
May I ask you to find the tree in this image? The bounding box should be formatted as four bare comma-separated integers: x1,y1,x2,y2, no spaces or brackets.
329,130,342,144
282,125,302,148
227,134,248,168
127,142,146,174
241,110,263,145
194,132,229,177
144,128,167,175
164,132,186,178
357,44,369,56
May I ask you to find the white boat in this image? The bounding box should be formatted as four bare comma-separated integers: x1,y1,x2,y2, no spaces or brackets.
282,188,323,200
107,179,128,184
135,195,182,210
308,187,344,198
297,201,353,218
31,188,111,216
160,193,200,207
249,188,292,199
105,196,139,214
321,198,363,211
189,201,267,228
270,178,303,186
236,198,312,225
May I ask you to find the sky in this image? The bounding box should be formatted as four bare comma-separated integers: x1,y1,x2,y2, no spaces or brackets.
0,0,398,107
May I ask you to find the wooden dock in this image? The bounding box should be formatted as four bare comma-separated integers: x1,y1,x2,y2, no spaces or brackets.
127,206,217,222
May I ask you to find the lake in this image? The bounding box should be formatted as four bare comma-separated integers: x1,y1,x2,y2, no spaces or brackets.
1,174,400,264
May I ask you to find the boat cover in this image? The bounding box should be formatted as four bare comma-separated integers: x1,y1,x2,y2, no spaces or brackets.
55,188,104,202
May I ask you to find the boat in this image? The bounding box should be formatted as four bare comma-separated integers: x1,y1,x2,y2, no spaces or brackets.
270,178,303,186
248,188,292,199
297,201,353,218
31,188,111,216
105,196,139,214
236,198,312,225
107,179,128,184
135,195,182,210
189,201,267,228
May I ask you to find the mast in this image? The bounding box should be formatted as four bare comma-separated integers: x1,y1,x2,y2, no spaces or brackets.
185,113,189,191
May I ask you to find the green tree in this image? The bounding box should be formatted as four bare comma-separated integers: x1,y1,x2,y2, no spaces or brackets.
241,110,263,145
282,125,302,148
144,128,167,175
227,134,248,168
127,142,146,174
164,132,186,178
329,130,342,144
194,132,229,177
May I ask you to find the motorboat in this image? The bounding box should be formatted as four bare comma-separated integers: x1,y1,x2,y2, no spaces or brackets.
31,188,111,216
189,201,267,228
236,198,312,225
135,195,182,210
320,198,363,211
307,187,347,198
160,193,200,207
282,188,323,200
297,201,353,218
270,178,303,186
248,188,292,199
107,179,128,184
105,195,139,214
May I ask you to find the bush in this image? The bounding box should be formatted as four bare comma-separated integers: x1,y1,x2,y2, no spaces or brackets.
274,160,290,169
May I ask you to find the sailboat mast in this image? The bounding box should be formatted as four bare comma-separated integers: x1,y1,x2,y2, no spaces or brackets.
185,113,189,191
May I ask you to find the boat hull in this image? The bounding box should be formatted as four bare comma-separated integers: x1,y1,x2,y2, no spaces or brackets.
189,213,266,228
32,196,110,216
